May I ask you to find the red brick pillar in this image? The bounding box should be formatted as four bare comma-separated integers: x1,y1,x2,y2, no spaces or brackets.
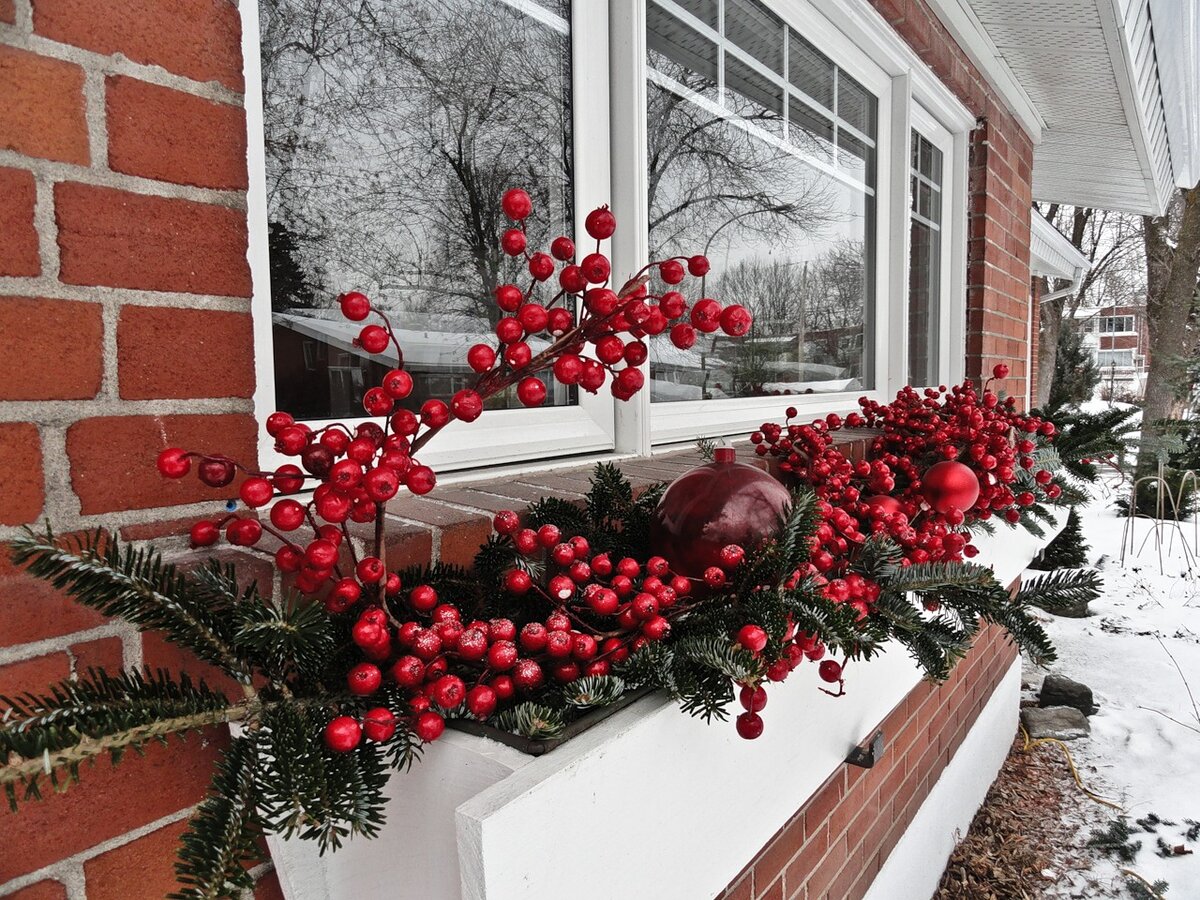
0,2,277,895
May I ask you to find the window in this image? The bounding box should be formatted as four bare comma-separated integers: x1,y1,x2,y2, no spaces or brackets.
1097,349,1134,368
645,0,878,404
908,129,943,386
244,0,971,468
1099,315,1135,333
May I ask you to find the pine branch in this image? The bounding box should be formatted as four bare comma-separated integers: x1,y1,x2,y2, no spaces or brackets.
2,669,243,810
10,529,251,682
1015,568,1103,614
171,737,261,900
232,593,336,683
492,703,565,739
560,675,626,709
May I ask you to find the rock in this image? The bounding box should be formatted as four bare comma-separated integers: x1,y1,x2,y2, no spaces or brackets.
1039,673,1098,715
1021,706,1091,740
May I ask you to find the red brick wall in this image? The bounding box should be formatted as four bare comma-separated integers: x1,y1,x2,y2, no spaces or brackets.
871,0,1036,408
0,1,270,896
719,626,1018,900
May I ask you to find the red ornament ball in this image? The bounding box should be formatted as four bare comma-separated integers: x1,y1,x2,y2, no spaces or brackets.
649,448,791,580
921,461,981,514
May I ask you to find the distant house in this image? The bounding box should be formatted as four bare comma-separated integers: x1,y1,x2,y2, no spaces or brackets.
1074,303,1152,399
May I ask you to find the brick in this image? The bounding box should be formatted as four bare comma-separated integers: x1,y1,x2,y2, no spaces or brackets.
84,819,188,900
0,423,44,525
0,168,40,277
118,306,254,400
0,0,14,23
4,881,68,900
0,651,70,700
723,871,753,900
755,815,804,888
0,727,227,881
758,875,784,900
0,297,104,400
66,413,258,515
71,636,124,675
0,544,111,646
55,183,251,297
106,76,248,190
33,0,244,91
254,870,287,900
0,46,89,164
387,496,492,569
142,630,242,696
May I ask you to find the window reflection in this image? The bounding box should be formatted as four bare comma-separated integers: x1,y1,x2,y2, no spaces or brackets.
908,130,943,386
647,0,877,401
259,0,574,419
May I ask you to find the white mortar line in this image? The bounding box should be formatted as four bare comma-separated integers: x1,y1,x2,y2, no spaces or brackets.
0,279,252,311
98,301,120,401
0,396,255,425
0,806,196,897
0,622,129,666
0,149,248,209
31,173,59,280
37,423,80,524
0,31,244,107
82,69,108,171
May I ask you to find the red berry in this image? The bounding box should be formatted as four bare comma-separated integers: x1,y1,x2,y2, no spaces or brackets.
493,510,520,535
467,343,496,373
502,188,533,220
818,660,843,683
266,411,295,437
324,716,362,752
735,711,764,740
518,303,549,333
421,399,450,428
670,322,696,350
517,377,547,407
156,448,191,478
413,711,445,742
363,466,400,502
495,284,523,312
584,206,616,239
704,566,726,588
585,288,618,316
272,464,305,493
737,624,768,653
487,640,519,671
505,569,533,594
559,265,588,293
504,341,532,369
362,707,397,742
451,389,484,423
354,557,384,584
489,618,517,642
406,465,436,495
551,236,575,260
466,685,498,719
580,252,610,284
739,684,768,712
691,299,723,333
528,252,555,281
358,325,389,354
496,316,524,343
520,622,549,653
547,307,574,335
409,585,438,612
189,520,219,547
687,255,710,276
391,655,425,688
339,291,371,321
659,259,685,284
270,498,306,531
227,517,263,547
719,304,753,337
348,662,382,696
992,363,1010,379
431,675,466,710
512,659,544,690
553,354,584,384
382,369,413,400
501,228,527,255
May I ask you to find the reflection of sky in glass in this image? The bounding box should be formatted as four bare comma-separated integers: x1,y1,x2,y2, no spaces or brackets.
645,0,878,402
261,0,574,417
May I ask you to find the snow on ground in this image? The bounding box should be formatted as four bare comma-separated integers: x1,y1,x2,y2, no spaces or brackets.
1026,473,1200,898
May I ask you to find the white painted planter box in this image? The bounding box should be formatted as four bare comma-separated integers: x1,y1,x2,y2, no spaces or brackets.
267,513,1060,900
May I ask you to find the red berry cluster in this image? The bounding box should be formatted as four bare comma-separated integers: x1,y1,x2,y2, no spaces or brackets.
313,511,752,753
155,188,751,606
751,366,1062,576
731,622,838,740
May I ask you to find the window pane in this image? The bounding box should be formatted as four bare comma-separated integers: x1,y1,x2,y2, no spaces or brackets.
725,54,784,131
647,78,875,401
789,96,835,161
725,0,784,73
672,0,718,28
260,0,573,420
648,1,719,91
908,131,943,386
789,30,834,109
838,73,876,139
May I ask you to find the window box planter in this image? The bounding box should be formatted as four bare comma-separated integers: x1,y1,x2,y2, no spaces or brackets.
265,512,1060,900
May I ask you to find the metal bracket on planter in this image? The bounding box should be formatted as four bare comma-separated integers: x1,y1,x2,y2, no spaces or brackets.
846,730,885,769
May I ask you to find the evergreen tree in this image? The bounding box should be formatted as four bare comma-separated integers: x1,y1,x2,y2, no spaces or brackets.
1030,508,1090,570
1048,321,1101,410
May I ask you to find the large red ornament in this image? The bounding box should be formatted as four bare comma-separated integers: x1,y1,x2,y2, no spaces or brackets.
921,461,981,514
650,448,791,579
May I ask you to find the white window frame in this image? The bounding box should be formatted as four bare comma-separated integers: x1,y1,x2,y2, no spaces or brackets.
906,105,956,388
241,0,973,468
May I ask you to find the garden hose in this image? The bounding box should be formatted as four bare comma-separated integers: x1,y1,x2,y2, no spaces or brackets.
1018,723,1124,811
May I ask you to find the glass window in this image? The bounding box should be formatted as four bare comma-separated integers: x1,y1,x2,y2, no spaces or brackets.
1099,315,1134,333
1097,349,1134,367
908,130,943,386
645,0,877,403
258,0,573,421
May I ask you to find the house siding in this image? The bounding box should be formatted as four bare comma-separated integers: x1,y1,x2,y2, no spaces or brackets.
0,1,1036,898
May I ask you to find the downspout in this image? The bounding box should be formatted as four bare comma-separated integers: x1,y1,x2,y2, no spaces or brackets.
1030,265,1085,410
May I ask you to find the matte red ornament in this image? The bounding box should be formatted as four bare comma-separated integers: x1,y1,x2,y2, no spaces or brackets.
649,447,791,580
921,461,981,514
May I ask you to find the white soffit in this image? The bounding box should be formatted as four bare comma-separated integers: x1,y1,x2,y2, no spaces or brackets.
928,0,1181,216
1030,214,1092,279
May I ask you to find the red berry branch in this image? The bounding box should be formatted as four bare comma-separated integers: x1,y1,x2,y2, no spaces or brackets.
155,189,754,750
